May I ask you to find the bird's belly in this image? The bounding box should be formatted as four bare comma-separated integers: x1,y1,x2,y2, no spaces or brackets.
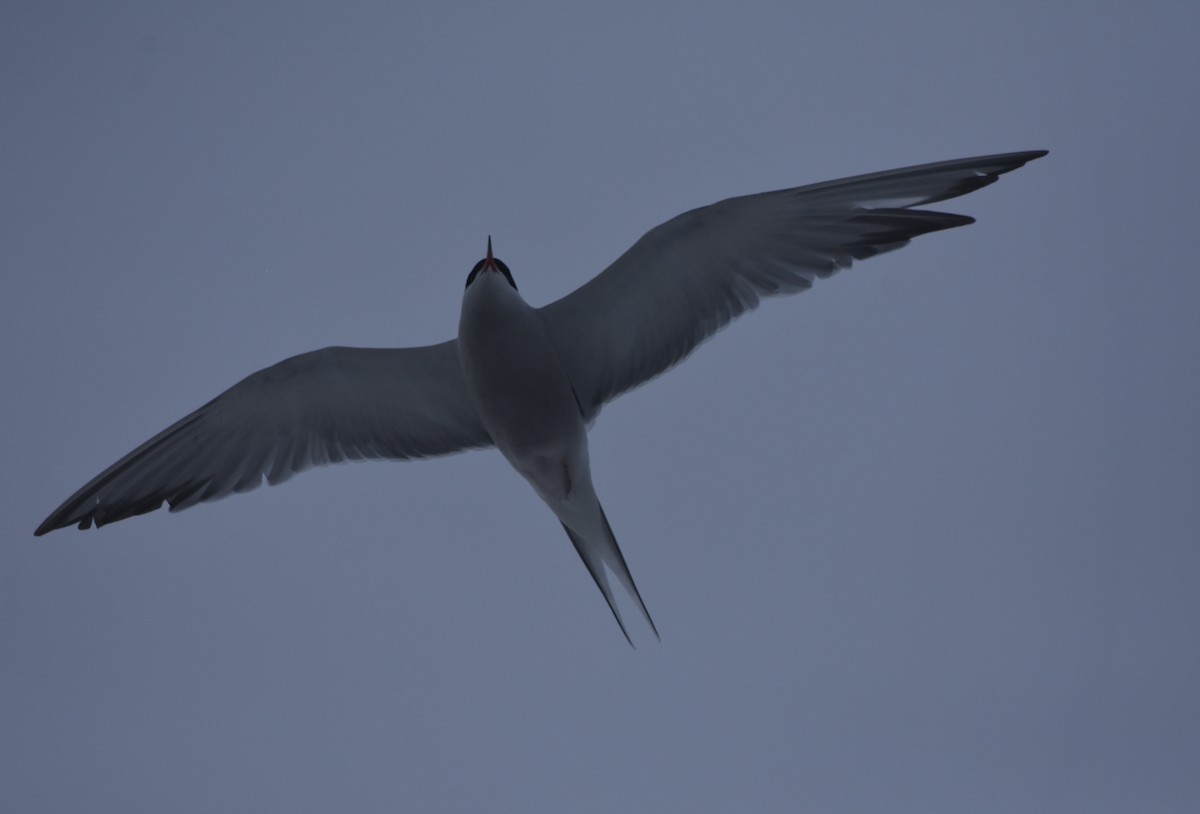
477,367,581,455
460,332,584,461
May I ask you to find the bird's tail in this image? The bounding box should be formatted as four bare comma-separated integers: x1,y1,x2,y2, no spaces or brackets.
561,503,659,646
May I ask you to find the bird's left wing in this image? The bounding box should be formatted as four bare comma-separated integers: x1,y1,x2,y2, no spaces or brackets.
36,341,491,534
538,150,1046,420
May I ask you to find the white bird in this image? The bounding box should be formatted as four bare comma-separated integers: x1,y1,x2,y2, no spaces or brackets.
36,150,1047,643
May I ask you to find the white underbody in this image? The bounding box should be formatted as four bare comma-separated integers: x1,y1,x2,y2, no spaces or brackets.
458,269,590,513
457,267,656,642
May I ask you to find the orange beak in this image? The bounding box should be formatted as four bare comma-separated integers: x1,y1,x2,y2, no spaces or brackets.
485,236,497,271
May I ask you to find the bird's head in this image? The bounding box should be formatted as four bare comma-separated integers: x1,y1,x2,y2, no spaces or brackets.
465,236,517,290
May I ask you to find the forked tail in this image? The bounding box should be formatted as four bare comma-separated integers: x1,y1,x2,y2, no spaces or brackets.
560,503,659,646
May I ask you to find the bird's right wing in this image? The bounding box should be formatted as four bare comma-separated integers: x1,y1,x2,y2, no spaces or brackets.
36,341,491,534
539,151,1047,420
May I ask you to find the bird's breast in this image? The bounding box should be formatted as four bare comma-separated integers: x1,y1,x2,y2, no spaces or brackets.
458,279,584,459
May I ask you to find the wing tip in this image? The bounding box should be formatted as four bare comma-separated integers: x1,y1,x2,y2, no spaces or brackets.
34,507,85,536
991,149,1049,177
986,148,1048,166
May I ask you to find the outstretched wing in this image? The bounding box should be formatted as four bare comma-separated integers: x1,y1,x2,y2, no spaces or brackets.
539,150,1047,420
36,341,490,534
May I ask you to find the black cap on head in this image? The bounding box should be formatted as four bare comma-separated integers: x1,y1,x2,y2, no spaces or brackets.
466,236,516,289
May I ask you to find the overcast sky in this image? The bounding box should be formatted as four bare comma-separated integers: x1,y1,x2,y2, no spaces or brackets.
3,3,1198,812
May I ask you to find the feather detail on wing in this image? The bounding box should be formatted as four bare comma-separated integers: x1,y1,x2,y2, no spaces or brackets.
36,342,490,534
539,150,1047,420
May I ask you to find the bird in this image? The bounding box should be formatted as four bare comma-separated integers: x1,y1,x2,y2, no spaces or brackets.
36,150,1047,643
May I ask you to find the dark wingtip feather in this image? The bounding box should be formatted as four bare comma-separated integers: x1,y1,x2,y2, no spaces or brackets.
1013,149,1050,162
915,150,1049,207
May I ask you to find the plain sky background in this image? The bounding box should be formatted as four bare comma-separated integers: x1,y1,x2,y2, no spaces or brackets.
3,3,1198,812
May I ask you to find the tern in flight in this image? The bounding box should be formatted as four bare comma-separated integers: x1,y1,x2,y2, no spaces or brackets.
37,150,1047,643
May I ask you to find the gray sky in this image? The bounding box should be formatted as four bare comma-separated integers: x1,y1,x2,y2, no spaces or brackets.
3,3,1198,812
